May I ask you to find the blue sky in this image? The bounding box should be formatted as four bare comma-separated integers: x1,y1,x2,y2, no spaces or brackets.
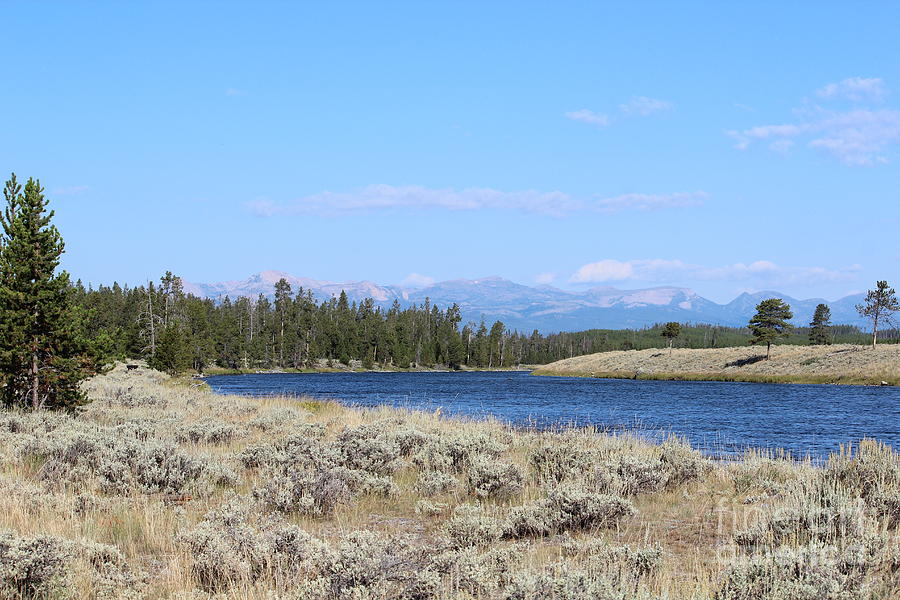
2,2,898,303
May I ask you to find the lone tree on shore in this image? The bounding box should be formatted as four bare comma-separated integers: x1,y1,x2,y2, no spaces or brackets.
856,281,899,348
0,174,93,409
748,298,793,360
808,303,832,345
661,322,681,354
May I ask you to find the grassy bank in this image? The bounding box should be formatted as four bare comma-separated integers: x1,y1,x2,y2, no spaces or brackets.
533,343,900,385
0,364,896,599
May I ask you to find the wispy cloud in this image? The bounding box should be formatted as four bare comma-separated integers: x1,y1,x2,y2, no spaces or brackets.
591,191,707,213
727,78,899,165
570,258,860,285
619,96,672,116
534,272,556,285
51,185,89,196
400,273,435,288
816,77,886,102
225,88,248,97
728,107,900,165
564,109,610,127
248,185,579,217
248,185,706,218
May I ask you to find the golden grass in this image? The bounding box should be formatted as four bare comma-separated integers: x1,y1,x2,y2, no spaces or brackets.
0,363,895,599
534,343,900,385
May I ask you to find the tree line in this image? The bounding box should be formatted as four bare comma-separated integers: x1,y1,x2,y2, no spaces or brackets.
1,172,897,410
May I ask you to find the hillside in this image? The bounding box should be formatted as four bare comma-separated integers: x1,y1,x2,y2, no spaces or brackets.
0,364,895,598
534,343,900,385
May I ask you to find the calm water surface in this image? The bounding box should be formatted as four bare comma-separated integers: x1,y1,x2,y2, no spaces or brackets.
205,371,899,460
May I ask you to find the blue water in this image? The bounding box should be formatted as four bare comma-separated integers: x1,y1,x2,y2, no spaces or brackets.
205,371,900,460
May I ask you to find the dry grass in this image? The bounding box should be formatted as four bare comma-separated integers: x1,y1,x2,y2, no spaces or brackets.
534,343,900,385
0,363,895,599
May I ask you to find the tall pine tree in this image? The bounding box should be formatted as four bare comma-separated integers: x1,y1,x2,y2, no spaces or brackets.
0,175,93,409
748,298,793,360
809,303,832,345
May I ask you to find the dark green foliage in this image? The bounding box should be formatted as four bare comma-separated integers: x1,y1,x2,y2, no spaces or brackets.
0,174,97,410
748,299,794,359
67,278,893,374
150,323,192,375
856,280,899,348
660,322,681,351
808,303,832,345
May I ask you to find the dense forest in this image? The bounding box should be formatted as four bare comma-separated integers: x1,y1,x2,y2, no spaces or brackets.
72,272,892,374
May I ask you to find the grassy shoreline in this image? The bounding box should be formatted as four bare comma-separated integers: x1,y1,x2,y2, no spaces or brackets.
533,369,899,386
0,364,896,599
533,343,900,386
200,364,537,376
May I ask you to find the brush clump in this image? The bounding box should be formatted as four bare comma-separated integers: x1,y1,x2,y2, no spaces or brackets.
0,363,895,599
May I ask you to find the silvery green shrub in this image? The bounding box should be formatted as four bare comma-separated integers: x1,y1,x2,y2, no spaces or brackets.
412,431,507,474
466,456,525,500
0,530,71,599
254,467,360,515
560,538,663,583
175,419,240,445
17,426,203,495
444,504,504,549
529,442,600,484
502,563,618,600
78,539,147,600
303,530,438,600
734,483,866,549
248,407,311,431
824,439,899,500
181,498,325,591
431,546,520,597
336,424,402,475
714,542,876,600
505,485,635,538
659,438,711,487
612,457,668,496
392,427,433,457
240,432,336,471
415,470,459,496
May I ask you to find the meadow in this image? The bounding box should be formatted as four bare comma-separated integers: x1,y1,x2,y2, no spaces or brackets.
534,344,900,386
0,363,896,599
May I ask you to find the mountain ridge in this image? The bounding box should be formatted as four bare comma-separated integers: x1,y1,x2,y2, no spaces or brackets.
182,272,868,333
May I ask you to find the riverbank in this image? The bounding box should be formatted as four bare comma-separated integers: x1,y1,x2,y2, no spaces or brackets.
0,364,895,599
533,343,900,385
202,362,537,376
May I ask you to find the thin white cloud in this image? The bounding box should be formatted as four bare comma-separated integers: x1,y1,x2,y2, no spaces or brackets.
728,78,899,165
570,258,860,285
619,96,672,116
816,77,886,102
728,108,900,165
592,191,707,213
248,185,705,217
400,273,435,288
564,109,610,127
534,272,556,285
225,88,248,97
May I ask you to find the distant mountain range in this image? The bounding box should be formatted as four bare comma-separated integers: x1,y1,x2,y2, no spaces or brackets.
183,270,869,333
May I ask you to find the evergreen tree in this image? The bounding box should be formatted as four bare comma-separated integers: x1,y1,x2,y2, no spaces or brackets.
661,322,681,353
150,322,191,374
0,175,94,409
856,281,899,348
748,298,794,359
808,303,832,345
